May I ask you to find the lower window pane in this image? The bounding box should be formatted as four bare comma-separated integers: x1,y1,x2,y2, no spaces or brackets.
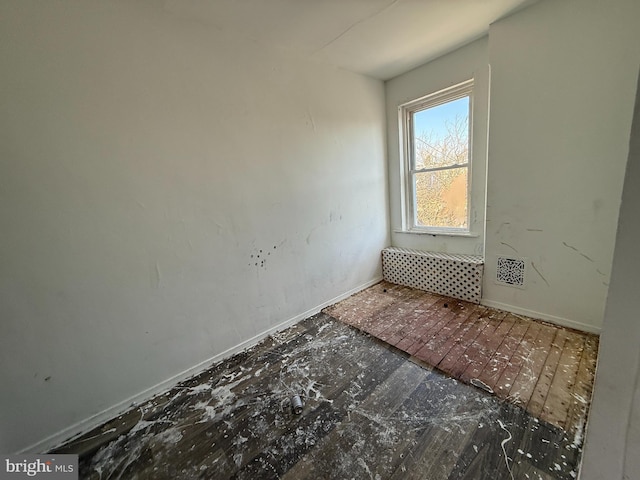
414,167,468,228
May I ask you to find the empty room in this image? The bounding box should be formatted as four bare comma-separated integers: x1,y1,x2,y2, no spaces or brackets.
1,0,639,479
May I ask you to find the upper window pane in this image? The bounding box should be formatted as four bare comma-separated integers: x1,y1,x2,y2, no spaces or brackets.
413,96,469,170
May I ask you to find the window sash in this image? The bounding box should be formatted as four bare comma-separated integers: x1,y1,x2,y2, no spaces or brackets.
411,162,469,175
400,79,473,232
410,166,469,229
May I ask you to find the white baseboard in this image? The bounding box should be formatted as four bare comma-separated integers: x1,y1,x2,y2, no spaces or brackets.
480,299,601,334
20,276,382,455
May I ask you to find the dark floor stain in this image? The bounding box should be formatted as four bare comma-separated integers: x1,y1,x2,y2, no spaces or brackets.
53,313,582,480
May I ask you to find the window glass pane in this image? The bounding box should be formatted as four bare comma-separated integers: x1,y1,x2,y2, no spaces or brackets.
414,167,468,228
413,96,469,170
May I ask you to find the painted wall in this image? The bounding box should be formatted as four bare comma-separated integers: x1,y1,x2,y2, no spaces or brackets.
0,1,388,453
580,71,640,480
483,0,640,331
386,37,489,256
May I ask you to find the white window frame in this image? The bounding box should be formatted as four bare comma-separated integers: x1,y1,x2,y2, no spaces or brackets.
399,79,474,235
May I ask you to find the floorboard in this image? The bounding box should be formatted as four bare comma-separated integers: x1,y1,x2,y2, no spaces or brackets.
324,281,599,435
477,315,530,391
53,313,583,479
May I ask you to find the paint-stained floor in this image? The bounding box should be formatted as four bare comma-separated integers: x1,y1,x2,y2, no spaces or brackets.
55,313,583,479
324,281,598,437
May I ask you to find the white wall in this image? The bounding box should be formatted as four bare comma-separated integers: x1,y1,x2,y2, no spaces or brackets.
483,0,640,331
386,37,490,256
580,71,640,480
0,0,388,453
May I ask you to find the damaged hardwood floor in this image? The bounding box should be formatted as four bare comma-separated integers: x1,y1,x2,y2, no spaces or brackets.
55,313,584,479
323,281,599,438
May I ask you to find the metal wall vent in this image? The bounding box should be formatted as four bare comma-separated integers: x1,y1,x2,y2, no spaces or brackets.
496,256,526,288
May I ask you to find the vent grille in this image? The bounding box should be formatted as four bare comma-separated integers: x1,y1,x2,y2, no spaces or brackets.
496,256,526,287
382,247,483,303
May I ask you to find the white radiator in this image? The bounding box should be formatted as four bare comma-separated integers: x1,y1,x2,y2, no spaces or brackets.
382,247,484,304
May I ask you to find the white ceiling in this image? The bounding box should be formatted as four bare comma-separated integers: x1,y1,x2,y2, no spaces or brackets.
159,0,537,80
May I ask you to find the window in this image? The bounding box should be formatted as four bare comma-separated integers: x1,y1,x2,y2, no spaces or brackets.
400,80,473,233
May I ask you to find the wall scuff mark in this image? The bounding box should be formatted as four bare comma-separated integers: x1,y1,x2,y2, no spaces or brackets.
306,109,317,132
500,242,518,254
496,222,511,235
151,262,162,289
530,261,550,287
562,242,594,263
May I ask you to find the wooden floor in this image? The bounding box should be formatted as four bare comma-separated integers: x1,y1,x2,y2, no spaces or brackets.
55,313,584,480
323,281,599,437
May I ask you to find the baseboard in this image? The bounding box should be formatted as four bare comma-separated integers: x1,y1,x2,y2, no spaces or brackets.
480,299,601,334
19,276,382,455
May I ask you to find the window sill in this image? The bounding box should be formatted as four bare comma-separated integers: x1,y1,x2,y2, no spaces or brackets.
393,229,480,238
